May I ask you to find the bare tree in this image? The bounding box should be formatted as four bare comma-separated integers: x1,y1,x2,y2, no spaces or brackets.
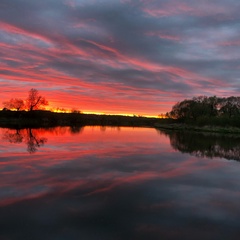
26,88,48,111
3,98,25,111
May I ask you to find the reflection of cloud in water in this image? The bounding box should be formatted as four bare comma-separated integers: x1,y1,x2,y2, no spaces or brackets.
1,127,240,239
0,153,239,240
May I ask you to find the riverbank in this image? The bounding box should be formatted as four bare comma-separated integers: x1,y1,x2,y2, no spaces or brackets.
2,110,240,134
155,123,240,134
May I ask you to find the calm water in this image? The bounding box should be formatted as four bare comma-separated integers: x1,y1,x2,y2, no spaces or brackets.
1,126,240,240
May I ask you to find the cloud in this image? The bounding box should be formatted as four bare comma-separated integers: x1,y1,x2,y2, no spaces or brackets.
0,0,240,115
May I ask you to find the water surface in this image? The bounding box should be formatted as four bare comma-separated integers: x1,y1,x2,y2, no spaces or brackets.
1,126,240,240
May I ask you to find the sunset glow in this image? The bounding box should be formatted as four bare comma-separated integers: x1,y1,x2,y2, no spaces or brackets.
1,0,240,116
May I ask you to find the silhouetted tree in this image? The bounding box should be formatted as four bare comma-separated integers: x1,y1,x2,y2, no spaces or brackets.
206,96,219,117
169,95,240,123
71,108,81,114
26,88,48,111
169,99,193,119
219,96,240,118
2,98,24,111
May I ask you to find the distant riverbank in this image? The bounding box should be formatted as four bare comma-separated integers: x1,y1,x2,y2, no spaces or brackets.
0,110,174,128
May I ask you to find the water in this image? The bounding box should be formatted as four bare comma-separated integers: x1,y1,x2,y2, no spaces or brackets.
1,126,240,239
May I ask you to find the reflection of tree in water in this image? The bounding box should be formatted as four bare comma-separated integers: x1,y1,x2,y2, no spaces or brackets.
69,126,83,135
26,129,47,153
3,129,23,143
158,129,240,161
3,128,47,154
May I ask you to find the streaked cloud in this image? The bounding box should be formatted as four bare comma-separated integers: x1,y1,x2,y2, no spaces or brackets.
0,0,240,115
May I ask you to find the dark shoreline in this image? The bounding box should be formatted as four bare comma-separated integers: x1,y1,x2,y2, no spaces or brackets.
0,110,174,128
155,123,240,134
1,110,240,134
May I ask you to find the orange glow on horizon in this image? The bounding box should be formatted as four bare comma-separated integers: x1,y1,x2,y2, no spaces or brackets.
1,104,164,118
46,107,160,118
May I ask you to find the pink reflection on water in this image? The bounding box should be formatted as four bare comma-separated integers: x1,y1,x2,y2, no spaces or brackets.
0,126,230,208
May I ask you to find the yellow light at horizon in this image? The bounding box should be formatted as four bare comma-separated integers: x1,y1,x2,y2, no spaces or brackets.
48,107,160,118
1,105,164,118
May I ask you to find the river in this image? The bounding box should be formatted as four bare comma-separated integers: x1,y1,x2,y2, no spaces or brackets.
1,126,240,239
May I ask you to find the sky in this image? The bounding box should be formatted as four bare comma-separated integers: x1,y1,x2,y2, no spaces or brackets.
1,0,240,116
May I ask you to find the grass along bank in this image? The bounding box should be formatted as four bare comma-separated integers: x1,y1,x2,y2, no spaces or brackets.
155,123,240,134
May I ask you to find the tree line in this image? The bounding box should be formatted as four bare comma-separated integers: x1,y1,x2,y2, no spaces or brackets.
167,96,240,127
3,88,48,111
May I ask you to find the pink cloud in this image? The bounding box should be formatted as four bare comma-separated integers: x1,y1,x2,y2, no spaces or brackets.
0,18,233,115
0,21,52,45
142,0,235,18
146,31,181,41
219,40,240,47
142,1,194,17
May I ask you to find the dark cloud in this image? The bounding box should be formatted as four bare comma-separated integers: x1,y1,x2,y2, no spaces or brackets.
0,0,240,114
